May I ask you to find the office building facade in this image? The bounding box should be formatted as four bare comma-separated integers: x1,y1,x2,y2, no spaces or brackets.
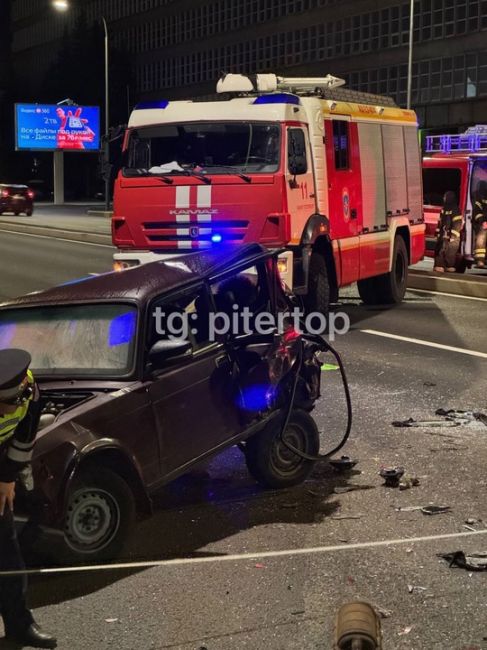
11,0,487,129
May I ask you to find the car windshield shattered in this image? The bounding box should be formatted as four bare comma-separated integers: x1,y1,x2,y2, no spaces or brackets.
124,122,281,174
0,304,137,376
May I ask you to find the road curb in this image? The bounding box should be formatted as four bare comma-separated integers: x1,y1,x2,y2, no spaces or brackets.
0,221,112,246
408,270,487,299
87,210,113,218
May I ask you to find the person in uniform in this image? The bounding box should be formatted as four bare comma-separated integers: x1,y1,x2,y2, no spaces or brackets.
0,349,57,648
472,181,487,268
433,191,463,272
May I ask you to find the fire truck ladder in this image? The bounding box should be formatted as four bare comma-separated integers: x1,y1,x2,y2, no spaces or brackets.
425,125,487,153
216,72,398,107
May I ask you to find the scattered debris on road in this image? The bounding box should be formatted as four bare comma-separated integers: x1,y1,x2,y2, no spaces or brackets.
104,618,119,623
329,455,359,472
440,551,487,571
408,585,427,594
331,514,363,520
333,485,373,494
395,505,424,512
398,625,413,636
421,505,451,515
375,605,393,619
379,466,405,487
399,475,420,490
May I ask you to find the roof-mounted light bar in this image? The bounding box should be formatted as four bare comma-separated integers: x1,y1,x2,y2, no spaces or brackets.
216,73,346,95
425,125,487,153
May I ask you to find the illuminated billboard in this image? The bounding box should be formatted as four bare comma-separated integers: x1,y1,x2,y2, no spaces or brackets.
15,104,101,151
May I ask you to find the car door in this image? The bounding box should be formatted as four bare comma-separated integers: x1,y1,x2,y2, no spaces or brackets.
147,283,243,477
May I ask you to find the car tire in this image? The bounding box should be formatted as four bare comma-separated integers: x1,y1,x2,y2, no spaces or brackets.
61,466,135,563
25,208,33,216
14,211,20,216
245,409,319,488
305,252,330,317
357,236,408,305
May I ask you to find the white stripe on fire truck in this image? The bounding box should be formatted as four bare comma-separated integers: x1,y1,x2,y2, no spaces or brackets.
175,187,190,248
197,186,212,223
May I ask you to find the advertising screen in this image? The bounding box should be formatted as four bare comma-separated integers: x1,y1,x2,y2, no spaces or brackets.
15,104,101,151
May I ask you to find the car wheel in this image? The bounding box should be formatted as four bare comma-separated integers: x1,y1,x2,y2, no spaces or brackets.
62,467,135,563
305,252,330,317
14,211,20,216
245,409,319,488
25,208,33,216
357,236,408,305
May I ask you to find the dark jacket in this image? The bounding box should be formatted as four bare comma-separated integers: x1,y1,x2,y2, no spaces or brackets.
435,192,463,251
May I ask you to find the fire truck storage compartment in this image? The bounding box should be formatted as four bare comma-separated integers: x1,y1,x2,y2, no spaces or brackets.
358,123,386,231
381,125,408,218
403,126,422,223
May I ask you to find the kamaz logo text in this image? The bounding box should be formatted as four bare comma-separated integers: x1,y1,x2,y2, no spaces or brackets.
169,209,219,216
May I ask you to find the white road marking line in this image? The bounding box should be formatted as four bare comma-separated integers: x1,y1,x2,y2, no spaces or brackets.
0,228,113,248
408,287,487,302
1,528,486,577
361,329,487,359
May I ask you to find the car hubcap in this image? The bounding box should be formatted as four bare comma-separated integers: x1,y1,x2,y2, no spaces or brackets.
271,425,305,474
65,488,119,552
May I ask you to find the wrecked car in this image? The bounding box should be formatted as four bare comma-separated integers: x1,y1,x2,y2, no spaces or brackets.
0,244,325,563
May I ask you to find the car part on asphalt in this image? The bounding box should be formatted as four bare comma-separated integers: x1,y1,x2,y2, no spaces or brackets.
421,505,451,515
335,601,382,649
379,466,405,487
440,551,487,571
329,455,358,472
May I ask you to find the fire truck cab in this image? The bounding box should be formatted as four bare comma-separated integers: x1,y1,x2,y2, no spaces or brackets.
423,125,487,271
112,73,424,312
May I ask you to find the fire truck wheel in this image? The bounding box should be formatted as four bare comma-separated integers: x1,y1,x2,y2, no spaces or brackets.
305,252,330,316
244,409,319,488
357,236,408,305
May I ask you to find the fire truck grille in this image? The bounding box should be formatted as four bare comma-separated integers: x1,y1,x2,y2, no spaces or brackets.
142,220,248,244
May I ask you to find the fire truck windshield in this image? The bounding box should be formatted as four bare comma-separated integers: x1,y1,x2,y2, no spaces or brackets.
124,122,281,175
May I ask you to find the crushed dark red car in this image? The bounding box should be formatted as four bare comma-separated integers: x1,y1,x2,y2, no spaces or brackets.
0,244,325,563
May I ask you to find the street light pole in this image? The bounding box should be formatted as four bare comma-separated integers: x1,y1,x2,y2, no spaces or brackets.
52,1,110,210
406,0,414,109
102,16,110,211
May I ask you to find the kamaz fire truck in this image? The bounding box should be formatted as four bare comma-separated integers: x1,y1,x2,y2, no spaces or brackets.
112,73,425,312
423,125,487,271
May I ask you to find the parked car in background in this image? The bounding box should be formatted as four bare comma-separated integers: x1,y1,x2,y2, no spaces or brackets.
0,244,324,563
0,183,34,215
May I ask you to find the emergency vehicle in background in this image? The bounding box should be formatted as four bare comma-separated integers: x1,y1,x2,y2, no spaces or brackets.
112,73,425,312
423,124,487,271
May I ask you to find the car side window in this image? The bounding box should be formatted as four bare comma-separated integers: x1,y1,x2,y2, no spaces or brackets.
148,285,214,352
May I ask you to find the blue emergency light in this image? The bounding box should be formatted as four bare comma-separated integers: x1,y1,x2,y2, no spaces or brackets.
425,125,487,154
211,233,223,243
253,93,301,106
134,100,169,110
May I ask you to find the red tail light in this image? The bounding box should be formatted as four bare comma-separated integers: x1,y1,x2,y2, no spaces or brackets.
1,189,9,198
26,189,34,199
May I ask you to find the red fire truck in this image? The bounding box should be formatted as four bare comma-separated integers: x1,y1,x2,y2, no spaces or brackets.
112,73,425,312
423,125,487,271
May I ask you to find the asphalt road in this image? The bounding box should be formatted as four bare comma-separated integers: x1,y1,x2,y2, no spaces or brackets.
0,235,486,649
0,231,114,301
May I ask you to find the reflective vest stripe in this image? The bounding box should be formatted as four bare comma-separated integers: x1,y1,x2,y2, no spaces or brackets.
0,370,35,444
